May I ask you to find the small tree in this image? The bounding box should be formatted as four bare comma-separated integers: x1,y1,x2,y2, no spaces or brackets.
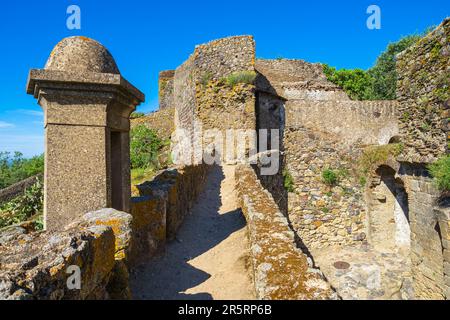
130,125,163,169
323,65,375,100
368,35,422,100
0,152,44,189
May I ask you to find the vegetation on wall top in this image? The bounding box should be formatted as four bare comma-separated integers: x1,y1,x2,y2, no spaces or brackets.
130,112,146,119
357,143,404,186
323,32,426,100
223,71,257,87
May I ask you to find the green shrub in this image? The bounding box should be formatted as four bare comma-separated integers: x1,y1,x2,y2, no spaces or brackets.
322,169,338,186
34,214,44,231
0,177,43,229
283,169,295,193
359,176,367,187
130,112,146,119
428,155,450,191
322,31,424,101
323,65,375,100
130,125,165,169
224,71,257,87
0,152,44,189
368,35,422,100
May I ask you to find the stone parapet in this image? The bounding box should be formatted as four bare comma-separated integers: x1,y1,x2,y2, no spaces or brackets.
0,217,116,300
0,174,42,205
235,164,337,300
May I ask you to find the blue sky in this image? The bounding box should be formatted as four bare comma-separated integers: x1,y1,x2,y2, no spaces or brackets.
0,0,448,157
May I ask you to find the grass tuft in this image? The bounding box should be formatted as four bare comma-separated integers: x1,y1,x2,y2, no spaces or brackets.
428,155,450,191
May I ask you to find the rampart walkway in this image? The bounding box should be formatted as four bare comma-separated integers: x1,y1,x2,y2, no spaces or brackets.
130,165,255,300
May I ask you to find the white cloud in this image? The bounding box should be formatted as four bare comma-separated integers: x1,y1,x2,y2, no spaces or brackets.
0,121,14,128
16,109,44,117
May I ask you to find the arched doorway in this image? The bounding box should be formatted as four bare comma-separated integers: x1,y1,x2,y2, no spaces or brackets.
367,165,410,252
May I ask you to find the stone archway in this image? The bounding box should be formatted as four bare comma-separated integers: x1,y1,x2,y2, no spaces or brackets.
367,165,410,252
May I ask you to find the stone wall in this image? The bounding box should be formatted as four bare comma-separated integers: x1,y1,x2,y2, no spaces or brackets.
433,205,450,299
235,164,337,300
393,18,450,300
0,164,208,300
255,59,398,250
0,214,117,300
134,164,209,240
284,128,367,249
286,100,399,146
396,163,445,299
159,70,175,110
396,18,450,163
255,59,350,101
0,174,43,205
173,36,256,165
173,52,197,163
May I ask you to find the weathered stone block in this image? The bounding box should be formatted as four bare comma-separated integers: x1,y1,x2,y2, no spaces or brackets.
0,222,116,300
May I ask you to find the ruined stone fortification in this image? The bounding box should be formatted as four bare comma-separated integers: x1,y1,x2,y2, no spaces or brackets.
255,59,350,101
236,164,337,300
393,18,450,300
0,164,208,299
1,19,450,300
253,20,449,299
397,18,450,163
173,36,256,164
254,58,398,250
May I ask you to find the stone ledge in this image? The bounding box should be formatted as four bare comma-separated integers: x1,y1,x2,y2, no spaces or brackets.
0,174,42,205
235,164,338,300
0,221,115,300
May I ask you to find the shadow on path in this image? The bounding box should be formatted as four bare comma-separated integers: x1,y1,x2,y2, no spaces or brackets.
130,166,248,300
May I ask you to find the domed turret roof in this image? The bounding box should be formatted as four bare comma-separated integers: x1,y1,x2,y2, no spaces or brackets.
45,36,120,74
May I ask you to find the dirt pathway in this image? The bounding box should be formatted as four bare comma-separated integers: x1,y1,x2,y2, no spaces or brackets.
130,165,255,300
